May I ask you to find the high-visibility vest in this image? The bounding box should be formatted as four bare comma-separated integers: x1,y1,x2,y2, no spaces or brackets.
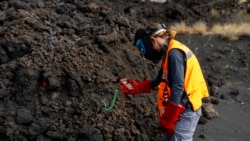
157,39,209,118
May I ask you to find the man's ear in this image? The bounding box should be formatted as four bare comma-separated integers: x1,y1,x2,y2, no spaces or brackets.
151,37,156,44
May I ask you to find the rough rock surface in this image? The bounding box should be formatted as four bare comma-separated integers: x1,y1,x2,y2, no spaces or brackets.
0,0,249,140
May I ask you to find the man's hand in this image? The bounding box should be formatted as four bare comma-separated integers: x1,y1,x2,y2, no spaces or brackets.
160,101,185,137
120,78,152,95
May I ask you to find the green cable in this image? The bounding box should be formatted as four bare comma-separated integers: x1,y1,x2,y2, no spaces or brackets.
102,88,119,111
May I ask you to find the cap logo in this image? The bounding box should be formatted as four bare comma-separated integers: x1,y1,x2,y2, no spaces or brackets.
136,39,146,54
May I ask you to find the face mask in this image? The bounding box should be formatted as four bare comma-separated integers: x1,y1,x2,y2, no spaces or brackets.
161,38,170,53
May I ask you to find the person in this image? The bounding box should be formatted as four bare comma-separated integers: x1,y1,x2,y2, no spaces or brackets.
120,23,209,141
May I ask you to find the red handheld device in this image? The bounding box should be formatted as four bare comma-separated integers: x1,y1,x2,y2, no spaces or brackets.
120,78,134,91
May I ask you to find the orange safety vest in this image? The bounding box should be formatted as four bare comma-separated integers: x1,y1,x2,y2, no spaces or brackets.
157,39,209,118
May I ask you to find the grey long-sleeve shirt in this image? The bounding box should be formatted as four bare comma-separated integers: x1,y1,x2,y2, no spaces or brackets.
150,49,186,105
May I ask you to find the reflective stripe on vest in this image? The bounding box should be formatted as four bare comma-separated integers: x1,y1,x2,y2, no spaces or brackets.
161,49,193,80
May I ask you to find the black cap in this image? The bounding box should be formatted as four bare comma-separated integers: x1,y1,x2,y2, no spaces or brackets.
134,29,163,63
